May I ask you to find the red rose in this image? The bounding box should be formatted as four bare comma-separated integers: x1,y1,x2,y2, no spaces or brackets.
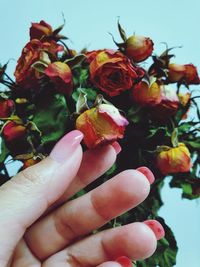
45,62,73,95
89,50,145,96
0,99,14,118
30,20,53,40
168,63,200,85
125,35,154,62
76,103,129,148
14,39,63,89
2,121,26,142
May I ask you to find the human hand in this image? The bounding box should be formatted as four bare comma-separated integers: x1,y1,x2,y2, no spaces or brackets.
0,130,165,267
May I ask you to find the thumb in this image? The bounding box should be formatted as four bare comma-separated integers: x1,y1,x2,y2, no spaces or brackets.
0,130,83,249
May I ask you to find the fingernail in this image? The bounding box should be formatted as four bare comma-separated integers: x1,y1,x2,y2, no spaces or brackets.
111,141,122,154
116,256,132,267
50,130,83,163
143,220,165,240
136,166,155,184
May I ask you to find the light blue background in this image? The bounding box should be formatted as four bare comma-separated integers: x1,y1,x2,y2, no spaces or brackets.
0,0,199,266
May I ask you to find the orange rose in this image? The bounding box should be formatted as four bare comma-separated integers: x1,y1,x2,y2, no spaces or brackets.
76,103,129,148
168,63,200,85
131,80,161,106
14,39,63,89
30,20,53,40
125,35,154,62
2,121,26,142
45,62,73,95
85,49,104,63
156,143,192,175
0,99,14,118
89,50,145,97
158,85,179,114
132,81,179,117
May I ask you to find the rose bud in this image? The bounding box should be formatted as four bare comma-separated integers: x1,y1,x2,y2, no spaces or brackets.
168,63,185,83
2,121,26,143
89,49,145,97
131,80,161,106
0,99,14,118
22,158,40,170
76,103,129,148
168,63,200,85
184,64,200,84
45,61,73,95
125,35,154,62
30,20,53,40
156,143,192,175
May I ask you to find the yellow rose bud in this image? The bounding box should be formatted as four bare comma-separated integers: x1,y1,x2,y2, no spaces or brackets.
125,35,154,62
156,143,192,175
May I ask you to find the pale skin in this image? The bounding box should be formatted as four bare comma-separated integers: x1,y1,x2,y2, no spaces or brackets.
0,130,164,267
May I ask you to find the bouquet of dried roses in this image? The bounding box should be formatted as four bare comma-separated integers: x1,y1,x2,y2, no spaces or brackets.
0,20,200,266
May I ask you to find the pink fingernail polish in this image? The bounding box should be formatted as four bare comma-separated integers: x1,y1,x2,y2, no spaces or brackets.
111,141,122,154
143,220,165,240
116,256,132,267
136,166,155,184
50,130,83,163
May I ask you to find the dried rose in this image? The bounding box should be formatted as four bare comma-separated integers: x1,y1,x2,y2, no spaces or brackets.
132,81,179,115
45,62,73,95
168,63,200,85
2,121,26,142
132,80,161,106
156,143,192,175
125,35,154,62
89,49,145,97
76,103,129,148
157,85,179,114
0,99,14,118
85,49,104,63
30,20,53,40
14,39,63,89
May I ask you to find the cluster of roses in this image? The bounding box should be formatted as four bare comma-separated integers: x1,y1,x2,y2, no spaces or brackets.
0,20,199,176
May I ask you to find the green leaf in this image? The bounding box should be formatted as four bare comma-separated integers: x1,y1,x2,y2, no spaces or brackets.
184,141,200,149
75,90,89,114
32,93,70,145
127,105,142,123
0,138,9,163
117,19,127,42
72,87,97,102
72,67,89,87
105,163,117,177
65,54,86,69
31,61,48,73
171,128,179,147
